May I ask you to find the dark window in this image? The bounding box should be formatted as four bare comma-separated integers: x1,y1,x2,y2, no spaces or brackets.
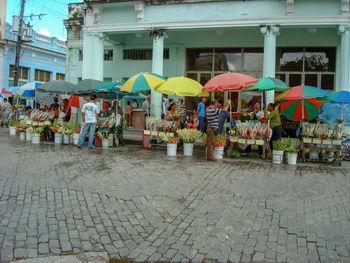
243,48,263,72
9,65,29,80
78,50,83,61
56,73,65,80
186,49,213,71
304,74,318,87
35,69,51,82
123,49,169,60
304,48,335,72
104,49,113,61
289,74,302,87
278,48,303,71
321,74,335,90
214,48,241,71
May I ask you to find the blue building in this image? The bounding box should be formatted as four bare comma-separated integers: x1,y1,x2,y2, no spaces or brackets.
1,22,66,91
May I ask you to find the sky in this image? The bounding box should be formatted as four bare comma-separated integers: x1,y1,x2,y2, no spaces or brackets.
6,0,83,41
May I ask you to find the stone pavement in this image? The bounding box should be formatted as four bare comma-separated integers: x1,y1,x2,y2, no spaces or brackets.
0,128,350,263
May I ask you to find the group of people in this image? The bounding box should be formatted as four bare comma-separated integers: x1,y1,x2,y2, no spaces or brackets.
195,97,283,161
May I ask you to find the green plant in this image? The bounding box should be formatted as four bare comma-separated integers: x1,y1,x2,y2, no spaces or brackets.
176,128,202,144
201,133,207,145
216,133,227,147
97,132,113,140
272,140,286,151
8,120,19,127
285,139,301,153
28,127,43,134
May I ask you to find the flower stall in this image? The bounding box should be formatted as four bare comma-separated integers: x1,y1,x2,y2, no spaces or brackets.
229,121,269,159
143,118,178,149
301,122,344,165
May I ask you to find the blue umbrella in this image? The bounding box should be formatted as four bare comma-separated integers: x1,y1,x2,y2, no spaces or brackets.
319,90,350,120
15,82,42,98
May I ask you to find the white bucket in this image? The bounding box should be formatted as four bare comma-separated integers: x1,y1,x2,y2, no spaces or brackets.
183,143,194,156
9,127,17,136
102,139,109,149
287,152,297,165
214,146,224,160
167,143,177,156
73,133,80,145
26,131,32,141
31,133,40,144
55,133,63,144
63,134,70,144
272,150,284,164
19,132,25,141
109,137,114,147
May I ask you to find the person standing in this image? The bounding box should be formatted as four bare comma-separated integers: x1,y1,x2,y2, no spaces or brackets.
161,94,168,119
61,99,71,122
125,101,132,127
197,97,206,133
131,99,138,109
50,97,60,118
2,98,12,127
206,99,231,161
217,100,231,134
142,95,151,128
264,103,283,150
77,94,100,149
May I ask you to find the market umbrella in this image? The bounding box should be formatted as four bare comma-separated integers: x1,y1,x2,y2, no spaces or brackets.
121,73,166,93
37,80,76,95
202,73,259,92
5,86,19,96
75,79,106,95
276,84,329,101
122,93,147,100
94,81,124,93
35,91,63,106
280,98,323,121
156,77,209,97
246,77,290,91
317,90,350,120
15,82,42,98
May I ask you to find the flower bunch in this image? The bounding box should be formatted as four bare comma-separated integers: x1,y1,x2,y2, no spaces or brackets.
301,123,316,138
176,128,202,144
50,123,62,133
71,124,81,134
97,132,113,140
216,133,227,147
159,133,179,144
284,138,301,153
201,133,207,145
27,127,44,134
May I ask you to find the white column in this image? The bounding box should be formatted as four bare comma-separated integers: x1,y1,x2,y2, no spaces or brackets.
150,29,165,120
261,25,279,105
82,32,104,81
338,25,350,91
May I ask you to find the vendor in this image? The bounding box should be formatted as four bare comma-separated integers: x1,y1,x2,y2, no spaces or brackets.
50,97,60,118
166,102,180,126
61,99,71,122
131,99,138,109
264,103,283,150
250,103,264,120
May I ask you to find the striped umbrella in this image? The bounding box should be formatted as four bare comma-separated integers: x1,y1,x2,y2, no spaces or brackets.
121,73,166,93
280,98,323,121
94,81,124,93
276,85,329,101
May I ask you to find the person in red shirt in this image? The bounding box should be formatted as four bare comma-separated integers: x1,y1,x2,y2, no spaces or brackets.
61,99,71,122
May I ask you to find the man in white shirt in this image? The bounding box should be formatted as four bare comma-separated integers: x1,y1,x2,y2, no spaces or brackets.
77,94,100,149
250,103,264,120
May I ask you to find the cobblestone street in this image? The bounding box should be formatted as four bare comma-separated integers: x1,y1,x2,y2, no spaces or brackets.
0,128,350,263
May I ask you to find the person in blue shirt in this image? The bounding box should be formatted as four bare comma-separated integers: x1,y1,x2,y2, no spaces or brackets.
197,97,206,133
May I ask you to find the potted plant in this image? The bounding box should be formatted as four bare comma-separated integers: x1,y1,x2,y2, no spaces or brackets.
214,133,227,160
30,127,43,144
160,133,179,156
284,138,301,165
97,132,113,149
272,139,286,164
8,120,19,135
176,128,202,156
55,127,64,144
72,124,81,145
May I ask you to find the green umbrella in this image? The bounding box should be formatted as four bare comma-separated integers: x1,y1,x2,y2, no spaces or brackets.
246,77,290,91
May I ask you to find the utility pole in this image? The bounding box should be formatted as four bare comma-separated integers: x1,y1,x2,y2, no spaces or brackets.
13,0,26,88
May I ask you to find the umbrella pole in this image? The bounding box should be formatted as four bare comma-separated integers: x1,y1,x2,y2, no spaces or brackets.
301,99,304,121
341,103,344,121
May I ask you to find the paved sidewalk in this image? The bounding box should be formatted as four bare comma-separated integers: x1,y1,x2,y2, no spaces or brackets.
0,127,350,263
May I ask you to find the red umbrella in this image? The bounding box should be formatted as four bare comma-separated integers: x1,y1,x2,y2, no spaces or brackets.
280,98,323,121
202,73,259,92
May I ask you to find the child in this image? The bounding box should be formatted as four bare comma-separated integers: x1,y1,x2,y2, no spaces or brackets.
125,101,132,127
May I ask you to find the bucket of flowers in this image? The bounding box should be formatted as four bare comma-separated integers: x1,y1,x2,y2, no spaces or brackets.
214,133,227,160
97,132,113,149
176,128,202,156
160,133,179,156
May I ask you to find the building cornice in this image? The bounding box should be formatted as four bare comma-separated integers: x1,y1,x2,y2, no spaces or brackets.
5,52,66,67
83,16,350,33
6,40,66,58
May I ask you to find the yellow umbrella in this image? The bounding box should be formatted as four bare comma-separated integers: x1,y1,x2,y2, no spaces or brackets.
120,72,166,93
155,77,209,97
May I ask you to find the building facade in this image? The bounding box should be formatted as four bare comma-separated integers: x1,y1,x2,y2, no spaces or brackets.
65,0,350,119
1,22,66,91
